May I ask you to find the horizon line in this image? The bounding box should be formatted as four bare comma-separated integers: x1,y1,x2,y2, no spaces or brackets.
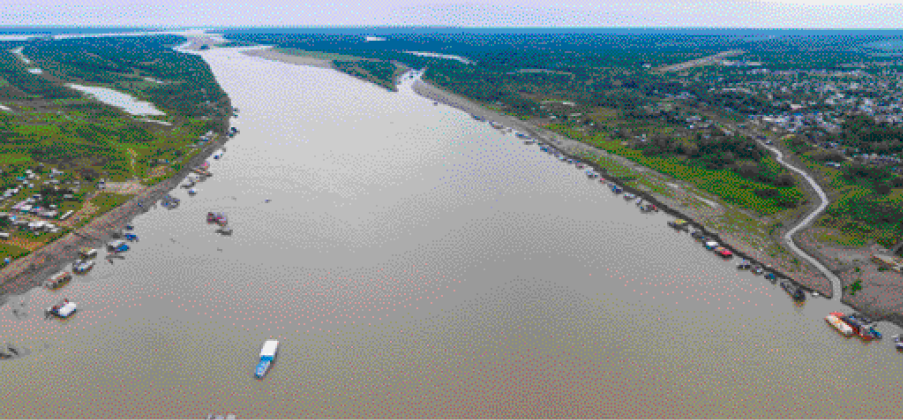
5,25,903,31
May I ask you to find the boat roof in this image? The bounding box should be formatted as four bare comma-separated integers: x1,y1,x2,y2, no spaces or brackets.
57,302,76,317
260,340,279,357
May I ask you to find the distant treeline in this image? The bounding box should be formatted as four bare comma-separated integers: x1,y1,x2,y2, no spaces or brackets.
21,36,230,122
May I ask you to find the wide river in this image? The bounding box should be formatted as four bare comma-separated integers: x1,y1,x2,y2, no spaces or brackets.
1,46,902,418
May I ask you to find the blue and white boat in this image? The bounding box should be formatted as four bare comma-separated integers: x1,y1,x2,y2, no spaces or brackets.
255,340,279,379
107,240,129,253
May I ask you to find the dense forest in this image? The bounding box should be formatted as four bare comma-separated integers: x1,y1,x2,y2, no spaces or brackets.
23,36,230,122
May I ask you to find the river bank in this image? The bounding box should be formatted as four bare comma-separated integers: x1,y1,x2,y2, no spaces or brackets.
0,131,232,307
411,77,903,329
241,47,333,69
227,48,839,297
410,80,836,294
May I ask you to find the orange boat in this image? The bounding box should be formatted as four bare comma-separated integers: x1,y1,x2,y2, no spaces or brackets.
827,312,854,337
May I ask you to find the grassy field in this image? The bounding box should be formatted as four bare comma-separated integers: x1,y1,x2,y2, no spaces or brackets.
552,123,803,216
274,48,362,62
782,136,903,248
0,243,29,261
91,192,135,216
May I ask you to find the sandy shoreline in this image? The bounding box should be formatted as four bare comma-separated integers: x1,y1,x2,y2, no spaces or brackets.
241,47,334,69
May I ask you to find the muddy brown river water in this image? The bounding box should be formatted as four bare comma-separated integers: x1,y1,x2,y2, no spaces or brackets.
1,47,901,418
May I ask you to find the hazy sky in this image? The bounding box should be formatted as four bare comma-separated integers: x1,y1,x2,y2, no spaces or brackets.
4,0,903,28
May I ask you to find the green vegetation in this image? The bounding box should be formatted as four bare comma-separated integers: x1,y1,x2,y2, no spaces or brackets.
555,123,802,215
332,60,404,91
91,192,135,215
784,136,903,247
0,36,229,185
0,35,229,266
0,243,29,261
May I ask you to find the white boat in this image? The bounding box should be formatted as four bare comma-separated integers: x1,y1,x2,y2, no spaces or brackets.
188,188,197,196
46,299,77,318
255,340,279,379
44,271,72,289
73,259,95,274
826,314,853,337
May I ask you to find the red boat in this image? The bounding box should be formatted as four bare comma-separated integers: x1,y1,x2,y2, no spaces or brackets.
207,212,228,226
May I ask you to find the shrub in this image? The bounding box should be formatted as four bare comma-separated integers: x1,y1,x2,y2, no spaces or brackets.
754,188,780,198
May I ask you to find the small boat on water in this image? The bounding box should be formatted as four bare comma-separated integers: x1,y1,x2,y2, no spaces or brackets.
489,121,504,129
217,226,233,236
188,188,198,196
44,271,72,289
764,272,777,282
839,313,873,339
826,313,854,337
639,203,656,213
714,246,733,258
669,219,690,231
635,197,643,206
73,259,95,274
107,240,129,253
46,299,77,319
691,230,706,241
125,224,134,231
207,212,228,226
255,340,279,379
79,248,98,260
751,265,764,275
472,114,485,121
124,233,138,242
213,149,225,160
737,259,751,270
893,335,903,351
623,193,636,200
575,162,585,169
781,280,807,302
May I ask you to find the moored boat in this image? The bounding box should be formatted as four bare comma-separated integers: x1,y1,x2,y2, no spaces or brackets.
255,340,279,379
893,335,903,351
207,212,228,226
44,271,72,289
704,240,720,250
714,246,733,258
751,265,764,275
623,193,636,200
737,259,751,270
781,280,807,302
46,299,77,318
73,259,95,274
826,313,854,336
107,240,129,253
78,247,98,260
669,219,690,231
188,188,198,196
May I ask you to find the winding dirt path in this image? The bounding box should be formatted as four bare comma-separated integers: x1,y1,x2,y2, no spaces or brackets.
756,139,843,300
